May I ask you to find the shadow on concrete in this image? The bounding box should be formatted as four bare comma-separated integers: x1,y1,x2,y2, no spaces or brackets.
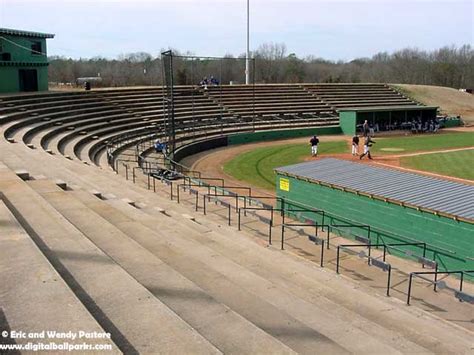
0,308,20,355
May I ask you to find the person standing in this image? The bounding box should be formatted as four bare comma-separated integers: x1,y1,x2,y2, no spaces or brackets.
310,135,319,157
360,136,375,160
351,135,360,156
362,120,369,137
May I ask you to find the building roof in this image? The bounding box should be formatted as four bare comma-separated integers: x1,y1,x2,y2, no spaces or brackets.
339,105,438,112
0,28,55,39
275,158,474,221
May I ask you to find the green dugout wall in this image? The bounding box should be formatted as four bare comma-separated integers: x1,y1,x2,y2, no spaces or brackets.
275,160,474,273
339,106,438,135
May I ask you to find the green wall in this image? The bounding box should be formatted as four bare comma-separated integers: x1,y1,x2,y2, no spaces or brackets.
0,66,48,92
276,174,474,272
228,126,342,145
0,34,50,93
444,118,462,128
0,35,48,63
339,111,357,135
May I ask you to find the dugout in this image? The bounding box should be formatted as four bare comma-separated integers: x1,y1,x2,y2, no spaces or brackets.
339,106,438,135
275,158,474,272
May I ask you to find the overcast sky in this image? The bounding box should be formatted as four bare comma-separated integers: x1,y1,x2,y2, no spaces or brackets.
0,0,472,61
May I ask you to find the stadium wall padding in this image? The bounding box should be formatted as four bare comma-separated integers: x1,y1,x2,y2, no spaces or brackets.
227,126,342,145
173,136,229,162
174,127,342,163
275,173,474,274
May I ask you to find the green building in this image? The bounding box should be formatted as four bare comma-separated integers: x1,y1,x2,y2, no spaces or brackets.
338,106,438,135
275,158,473,272
0,28,54,93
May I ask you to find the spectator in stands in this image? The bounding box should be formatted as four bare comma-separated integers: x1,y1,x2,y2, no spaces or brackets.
310,135,319,157
360,136,375,160
210,76,219,86
200,77,209,90
369,124,375,137
362,120,369,136
351,135,360,156
154,138,162,153
154,139,167,155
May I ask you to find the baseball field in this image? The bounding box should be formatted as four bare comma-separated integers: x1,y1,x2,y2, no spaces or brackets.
223,131,474,190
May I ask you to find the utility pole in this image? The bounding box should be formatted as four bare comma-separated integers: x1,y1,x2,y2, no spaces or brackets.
245,0,250,85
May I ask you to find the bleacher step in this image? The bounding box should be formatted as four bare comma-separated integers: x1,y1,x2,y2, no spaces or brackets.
0,174,219,354
0,200,119,352
81,195,355,354
63,188,298,354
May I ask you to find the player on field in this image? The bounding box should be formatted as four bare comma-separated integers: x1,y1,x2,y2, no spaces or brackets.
351,135,360,156
310,135,319,157
359,136,375,160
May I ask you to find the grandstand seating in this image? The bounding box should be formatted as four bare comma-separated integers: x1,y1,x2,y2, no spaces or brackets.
0,135,472,353
302,83,416,109
1,79,473,352
0,84,420,168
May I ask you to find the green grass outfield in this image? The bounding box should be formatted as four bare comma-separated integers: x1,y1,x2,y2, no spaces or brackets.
223,132,474,190
400,149,474,180
223,141,347,190
372,132,474,154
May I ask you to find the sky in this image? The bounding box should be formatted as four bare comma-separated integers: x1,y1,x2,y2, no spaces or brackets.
0,0,472,61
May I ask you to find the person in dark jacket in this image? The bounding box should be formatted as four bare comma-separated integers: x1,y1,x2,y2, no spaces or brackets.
359,136,375,160
310,135,319,157
362,120,369,136
351,135,360,156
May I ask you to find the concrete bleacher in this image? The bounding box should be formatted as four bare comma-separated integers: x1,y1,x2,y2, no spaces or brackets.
1,85,472,353
302,83,418,110
0,140,473,353
0,84,418,167
0,86,340,167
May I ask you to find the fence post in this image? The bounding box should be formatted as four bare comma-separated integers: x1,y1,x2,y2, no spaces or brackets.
326,227,330,250
336,246,341,274
320,240,325,267
367,243,371,265
268,208,273,245
281,212,285,250
238,208,241,231
407,273,413,305
386,265,392,297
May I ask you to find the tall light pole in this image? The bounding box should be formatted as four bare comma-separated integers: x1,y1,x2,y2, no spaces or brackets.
245,0,250,85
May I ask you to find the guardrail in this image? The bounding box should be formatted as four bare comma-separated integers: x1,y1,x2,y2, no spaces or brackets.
407,270,474,305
